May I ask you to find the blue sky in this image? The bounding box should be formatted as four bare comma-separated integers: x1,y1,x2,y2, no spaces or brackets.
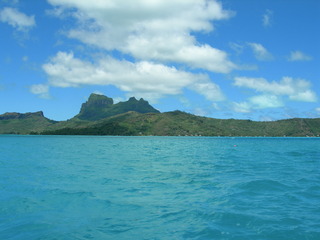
0,0,319,121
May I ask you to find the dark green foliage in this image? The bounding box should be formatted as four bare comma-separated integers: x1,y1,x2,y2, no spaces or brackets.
40,111,320,137
0,93,320,136
42,121,136,136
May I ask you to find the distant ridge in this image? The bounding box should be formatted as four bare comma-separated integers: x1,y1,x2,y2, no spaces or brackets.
0,93,319,136
0,111,54,134
0,111,45,120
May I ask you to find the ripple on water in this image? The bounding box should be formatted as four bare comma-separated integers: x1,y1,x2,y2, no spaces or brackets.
1,136,320,240
238,179,292,193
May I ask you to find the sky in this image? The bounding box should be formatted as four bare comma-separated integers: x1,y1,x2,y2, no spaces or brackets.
0,0,319,121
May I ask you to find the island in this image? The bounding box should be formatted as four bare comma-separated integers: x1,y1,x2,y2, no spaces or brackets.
1,93,319,137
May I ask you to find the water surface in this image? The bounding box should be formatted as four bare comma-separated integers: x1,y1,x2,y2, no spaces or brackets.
0,136,319,239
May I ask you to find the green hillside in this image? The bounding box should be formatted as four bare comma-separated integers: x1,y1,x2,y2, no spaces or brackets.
1,93,320,137
0,111,56,134
42,110,320,137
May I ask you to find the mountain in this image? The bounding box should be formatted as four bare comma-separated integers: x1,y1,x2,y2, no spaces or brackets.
0,93,320,136
75,93,160,121
0,111,45,120
0,111,55,134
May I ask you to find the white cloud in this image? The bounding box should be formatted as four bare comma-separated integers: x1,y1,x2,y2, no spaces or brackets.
289,90,317,102
288,51,312,61
249,95,283,109
42,51,225,102
233,102,251,113
248,42,273,61
113,97,126,104
234,76,317,102
47,0,236,73
92,90,104,96
316,108,320,115
212,102,221,110
0,7,35,31
233,95,283,113
126,40,236,73
29,84,51,99
229,42,244,55
191,81,225,102
262,9,273,27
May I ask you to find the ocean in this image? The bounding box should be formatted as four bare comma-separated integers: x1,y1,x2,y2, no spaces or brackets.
0,135,319,240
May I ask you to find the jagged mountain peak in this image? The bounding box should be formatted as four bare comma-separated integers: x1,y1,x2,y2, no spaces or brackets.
76,93,160,121
84,93,113,107
128,96,137,101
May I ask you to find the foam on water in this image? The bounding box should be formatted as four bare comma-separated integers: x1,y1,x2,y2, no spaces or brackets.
0,136,319,239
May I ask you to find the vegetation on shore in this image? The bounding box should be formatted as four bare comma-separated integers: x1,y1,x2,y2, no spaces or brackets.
1,93,319,137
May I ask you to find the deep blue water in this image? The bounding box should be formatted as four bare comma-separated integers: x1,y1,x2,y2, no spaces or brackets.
0,136,319,240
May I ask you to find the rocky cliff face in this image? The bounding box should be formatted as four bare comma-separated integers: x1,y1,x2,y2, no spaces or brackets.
76,93,160,121
79,94,113,114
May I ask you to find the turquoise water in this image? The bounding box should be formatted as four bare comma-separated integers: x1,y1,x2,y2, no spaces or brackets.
0,136,319,240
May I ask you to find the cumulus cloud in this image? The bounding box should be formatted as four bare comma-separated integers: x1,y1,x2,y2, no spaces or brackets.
288,50,312,61
191,81,225,102
47,0,236,73
249,95,283,109
234,76,317,102
42,51,225,102
29,84,51,99
233,102,251,113
0,7,35,31
248,42,273,61
262,9,273,27
233,95,283,113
